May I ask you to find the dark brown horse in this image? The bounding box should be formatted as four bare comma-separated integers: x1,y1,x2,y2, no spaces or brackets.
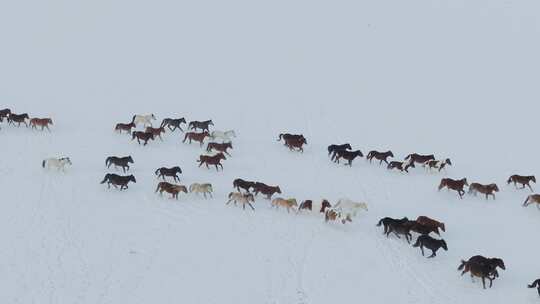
278,133,307,144
416,216,445,233
458,256,505,289
115,122,136,134
407,221,442,236
387,160,415,173
233,178,256,193
132,131,155,145
328,144,352,158
333,150,363,166
189,120,214,132
7,113,29,127
197,153,227,171
413,235,448,258
29,118,53,131
507,175,536,191
438,178,468,198
253,182,282,199
155,181,188,199
0,108,11,121
145,126,166,141
468,183,499,200
161,117,186,132
183,131,210,146
405,153,435,165
100,174,136,190
206,142,233,156
155,166,182,182
366,150,394,165
284,137,307,152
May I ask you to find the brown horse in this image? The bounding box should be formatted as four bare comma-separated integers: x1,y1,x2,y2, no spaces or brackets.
507,175,536,191
438,178,468,198
278,133,307,144
284,137,307,152
366,150,394,165
405,153,435,165
29,118,53,131
252,182,282,199
416,216,445,233
458,256,505,289
468,183,499,200
207,142,233,156
132,131,155,145
7,113,29,127
145,126,166,141
197,153,227,171
155,181,188,199
183,131,209,146
115,122,136,134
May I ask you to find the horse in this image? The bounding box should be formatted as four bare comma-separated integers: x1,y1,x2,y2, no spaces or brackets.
366,150,394,165
226,192,255,210
29,118,53,131
320,199,332,213
210,130,236,142
132,114,156,127
325,208,352,224
252,182,281,199
468,183,499,200
423,159,452,172
407,221,441,236
328,144,352,159
458,256,505,289
42,157,72,172
197,153,227,171
131,131,155,146
183,131,210,146
528,279,540,296
271,198,298,213
7,113,29,127
380,218,413,243
298,200,313,212
413,235,448,258
155,181,187,199
333,198,368,218
160,117,186,132
115,122,136,134
387,160,415,173
438,178,468,198
155,166,182,182
206,142,233,156
416,216,445,233
283,137,307,152
278,133,307,145
233,178,256,193
0,108,11,121
189,120,214,132
145,126,166,141
100,174,136,190
105,156,134,173
405,153,435,165
523,194,540,209
189,183,213,198
333,150,363,166
507,175,536,191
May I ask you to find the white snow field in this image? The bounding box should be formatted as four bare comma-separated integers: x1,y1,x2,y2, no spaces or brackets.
1,0,540,303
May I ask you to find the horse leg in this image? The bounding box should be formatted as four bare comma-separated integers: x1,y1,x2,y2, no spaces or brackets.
420,246,425,256
248,202,255,210
215,164,219,171
219,163,224,170
428,250,436,258
528,184,534,192
198,161,203,167
226,199,233,205
482,277,486,289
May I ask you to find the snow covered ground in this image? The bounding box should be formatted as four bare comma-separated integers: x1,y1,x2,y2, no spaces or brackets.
1,0,540,303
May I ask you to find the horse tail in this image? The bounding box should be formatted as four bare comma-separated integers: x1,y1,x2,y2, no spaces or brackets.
42,160,46,168
100,174,109,184
376,218,384,227
457,260,467,271
155,168,160,176
105,157,111,166
366,151,373,159
528,279,540,288
277,133,284,141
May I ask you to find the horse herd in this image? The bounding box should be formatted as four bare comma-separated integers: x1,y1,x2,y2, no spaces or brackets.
4,108,540,295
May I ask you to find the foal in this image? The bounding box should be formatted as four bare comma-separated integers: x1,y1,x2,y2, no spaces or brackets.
468,183,499,200
507,175,536,191
438,178,468,198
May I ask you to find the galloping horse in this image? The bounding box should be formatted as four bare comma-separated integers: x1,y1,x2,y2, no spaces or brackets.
226,192,255,210
145,126,166,141
189,120,214,132
132,131,155,145
387,160,415,173
423,159,452,172
366,150,394,165
278,133,307,152
468,183,499,200
206,142,233,156
438,178,468,198
233,178,256,193
132,114,156,127
197,153,227,171
100,174,136,190
155,182,188,199
0,108,11,121
507,175,536,191
210,130,236,142
115,122,136,134
413,235,448,258
155,166,183,182
405,153,435,165
252,182,282,199
105,156,134,173
333,150,363,166
30,118,53,131
183,131,210,146
160,117,186,132
7,113,29,127
189,183,213,198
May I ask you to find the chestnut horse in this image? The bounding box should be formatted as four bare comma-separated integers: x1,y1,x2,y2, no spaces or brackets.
468,183,499,200
132,131,155,145
183,131,209,146
145,126,166,141
161,117,186,132
283,137,307,152
252,182,281,199
115,122,136,134
7,113,29,127
438,178,468,198
197,153,227,171
206,142,233,156
155,181,188,199
507,175,536,191
405,153,435,165
366,150,394,165
29,118,53,131
189,120,214,132
416,216,445,233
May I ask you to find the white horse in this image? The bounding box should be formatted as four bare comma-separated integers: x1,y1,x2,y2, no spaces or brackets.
42,157,72,172
333,198,368,217
210,130,236,143
189,183,213,198
132,114,156,127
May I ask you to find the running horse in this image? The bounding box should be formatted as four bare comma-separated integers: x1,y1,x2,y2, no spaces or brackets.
197,153,227,171
183,131,210,146
206,142,233,156
161,117,186,132
7,113,29,127
188,120,214,132
507,175,536,191
29,118,53,131
100,174,136,190
131,131,155,146
438,178,469,199
145,126,166,141
366,150,394,165
405,153,435,165
0,108,11,121
115,122,136,134
278,133,307,152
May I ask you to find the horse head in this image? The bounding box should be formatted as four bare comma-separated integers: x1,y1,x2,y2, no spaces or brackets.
218,153,226,160
129,175,137,183
388,151,394,157
507,176,514,184
440,240,448,251
127,156,134,163
208,120,214,126
344,144,352,150
276,186,282,194
445,158,452,166
531,176,537,183
180,117,186,124
491,184,500,192
174,166,182,173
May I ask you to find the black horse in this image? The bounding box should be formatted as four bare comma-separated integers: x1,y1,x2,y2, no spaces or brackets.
105,156,134,173
528,279,540,296
0,108,11,121
333,150,363,166
413,235,448,258
366,150,394,165
377,217,412,243
189,120,214,132
155,166,183,182
161,117,187,132
100,174,136,190
328,144,352,158
233,178,256,193
7,113,29,127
